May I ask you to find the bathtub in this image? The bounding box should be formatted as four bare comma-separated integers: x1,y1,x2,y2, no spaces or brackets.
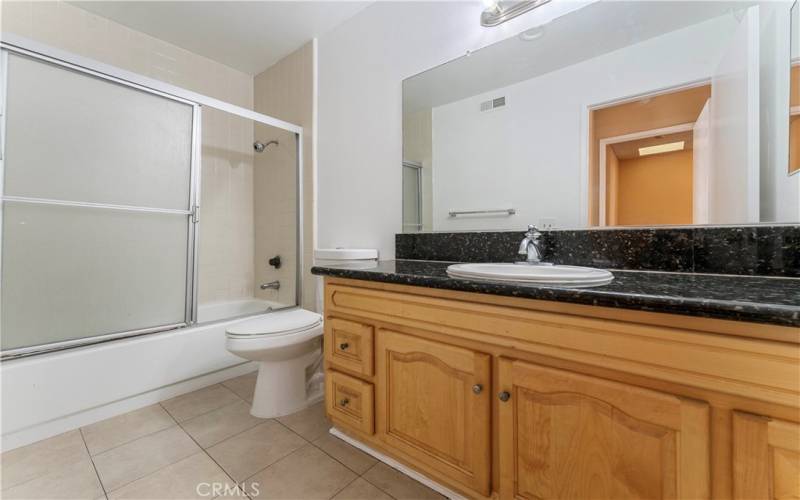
0,298,282,452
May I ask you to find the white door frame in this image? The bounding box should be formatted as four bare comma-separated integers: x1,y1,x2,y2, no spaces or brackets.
598,123,695,226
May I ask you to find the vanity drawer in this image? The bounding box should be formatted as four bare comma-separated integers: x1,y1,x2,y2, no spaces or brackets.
326,370,375,435
324,317,374,376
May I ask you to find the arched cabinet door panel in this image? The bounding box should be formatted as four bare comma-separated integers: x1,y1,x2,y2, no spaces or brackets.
497,358,711,500
733,411,800,500
375,329,491,496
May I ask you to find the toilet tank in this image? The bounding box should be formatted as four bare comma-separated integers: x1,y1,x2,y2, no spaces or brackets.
313,248,378,313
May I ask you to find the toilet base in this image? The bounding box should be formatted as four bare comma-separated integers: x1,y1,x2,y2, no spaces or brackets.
249,345,323,418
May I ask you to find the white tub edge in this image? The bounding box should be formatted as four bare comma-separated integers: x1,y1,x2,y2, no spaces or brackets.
1,361,256,452
0,311,266,452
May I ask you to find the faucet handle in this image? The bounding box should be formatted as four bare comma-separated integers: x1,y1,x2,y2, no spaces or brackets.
525,224,541,238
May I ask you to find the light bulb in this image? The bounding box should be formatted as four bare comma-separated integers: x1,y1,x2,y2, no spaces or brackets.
482,0,500,11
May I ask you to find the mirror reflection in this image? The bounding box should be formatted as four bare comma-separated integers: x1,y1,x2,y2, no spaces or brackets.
791,0,799,175
403,0,800,232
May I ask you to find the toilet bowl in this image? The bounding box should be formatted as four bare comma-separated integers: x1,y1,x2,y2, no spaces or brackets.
225,308,323,418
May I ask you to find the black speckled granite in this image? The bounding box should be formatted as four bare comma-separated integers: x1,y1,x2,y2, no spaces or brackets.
311,260,800,327
396,225,800,277
541,228,694,271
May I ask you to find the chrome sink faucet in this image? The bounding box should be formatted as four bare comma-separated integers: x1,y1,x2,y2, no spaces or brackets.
518,224,543,264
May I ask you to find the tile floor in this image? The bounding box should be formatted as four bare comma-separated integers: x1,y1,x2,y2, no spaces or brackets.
0,372,444,500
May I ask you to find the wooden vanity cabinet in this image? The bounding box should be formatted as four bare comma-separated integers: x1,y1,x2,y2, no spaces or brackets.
732,412,800,499
322,278,800,499
497,358,710,499
375,329,492,495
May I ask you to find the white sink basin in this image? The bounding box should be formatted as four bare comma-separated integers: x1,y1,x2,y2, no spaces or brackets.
446,263,614,287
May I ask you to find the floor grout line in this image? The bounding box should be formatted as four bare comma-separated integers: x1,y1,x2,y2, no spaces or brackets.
161,384,247,424
326,473,360,499
191,415,277,452
239,441,312,486
173,417,253,500
275,420,400,500
359,462,401,500
79,427,109,499
307,432,378,477
87,421,179,459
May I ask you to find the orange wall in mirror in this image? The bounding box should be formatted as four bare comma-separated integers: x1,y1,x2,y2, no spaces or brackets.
611,150,693,226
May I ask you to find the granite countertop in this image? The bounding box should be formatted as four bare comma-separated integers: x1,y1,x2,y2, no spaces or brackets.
311,260,800,328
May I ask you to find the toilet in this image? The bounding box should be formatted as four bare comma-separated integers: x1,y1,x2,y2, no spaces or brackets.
226,308,323,418
226,248,377,419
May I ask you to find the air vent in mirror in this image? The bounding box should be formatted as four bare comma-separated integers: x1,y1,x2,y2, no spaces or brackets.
480,96,506,112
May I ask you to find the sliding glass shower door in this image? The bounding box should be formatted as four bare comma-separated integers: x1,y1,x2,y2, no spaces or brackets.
0,49,199,354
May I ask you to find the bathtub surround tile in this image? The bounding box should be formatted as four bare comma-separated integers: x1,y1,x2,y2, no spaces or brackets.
161,384,241,422
332,478,393,500
395,224,800,277
275,401,331,441
1,456,104,500
221,371,258,402
247,444,357,499
82,404,176,455
362,463,445,500
206,420,306,482
181,400,265,448
106,452,233,500
92,426,200,491
0,430,88,490
312,434,377,474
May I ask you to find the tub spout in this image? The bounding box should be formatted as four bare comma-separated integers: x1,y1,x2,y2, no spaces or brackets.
260,281,280,290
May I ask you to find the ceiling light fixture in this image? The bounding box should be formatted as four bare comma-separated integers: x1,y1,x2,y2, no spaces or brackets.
638,141,685,157
481,0,552,27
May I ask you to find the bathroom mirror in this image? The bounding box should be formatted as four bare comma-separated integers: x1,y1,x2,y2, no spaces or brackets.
402,0,800,232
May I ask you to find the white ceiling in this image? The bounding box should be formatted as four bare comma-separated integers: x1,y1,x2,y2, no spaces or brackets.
403,1,748,113
70,1,371,75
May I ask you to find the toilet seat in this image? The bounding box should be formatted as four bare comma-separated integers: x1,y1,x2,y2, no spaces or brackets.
226,308,322,339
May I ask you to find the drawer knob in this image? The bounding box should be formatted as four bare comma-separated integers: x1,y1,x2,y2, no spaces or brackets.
339,342,350,350
498,391,511,402
472,384,483,394
339,398,350,407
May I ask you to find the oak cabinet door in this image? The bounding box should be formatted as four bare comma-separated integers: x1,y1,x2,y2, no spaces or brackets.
733,412,800,499
376,329,491,496
498,358,710,499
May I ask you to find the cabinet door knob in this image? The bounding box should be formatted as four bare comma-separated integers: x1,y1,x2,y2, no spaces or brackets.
472,384,483,394
498,391,511,402
339,342,349,350
339,398,350,407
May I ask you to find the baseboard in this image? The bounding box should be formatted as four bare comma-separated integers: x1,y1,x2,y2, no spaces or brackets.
328,427,465,500
1,362,257,452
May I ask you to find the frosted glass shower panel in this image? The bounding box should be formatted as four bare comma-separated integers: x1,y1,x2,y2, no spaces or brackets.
1,50,197,353
1,204,189,351
3,53,193,210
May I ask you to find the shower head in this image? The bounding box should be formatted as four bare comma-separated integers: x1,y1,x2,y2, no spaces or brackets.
253,140,278,153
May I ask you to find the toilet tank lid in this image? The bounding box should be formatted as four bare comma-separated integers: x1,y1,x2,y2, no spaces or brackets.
314,248,378,260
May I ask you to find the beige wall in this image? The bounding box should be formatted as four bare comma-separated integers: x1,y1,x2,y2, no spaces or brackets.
1,0,257,306
253,41,315,311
